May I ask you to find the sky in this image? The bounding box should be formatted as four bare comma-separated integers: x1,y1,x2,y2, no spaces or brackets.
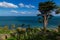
0,0,60,16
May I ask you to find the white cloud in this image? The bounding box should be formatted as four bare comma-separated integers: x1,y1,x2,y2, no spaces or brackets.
20,12,26,14
19,3,24,7
25,5,35,8
25,5,30,8
27,12,32,14
11,10,18,13
19,3,35,8
20,11,32,14
0,2,35,8
20,11,29,14
10,10,32,14
52,11,60,16
30,5,35,8
0,1,18,8
11,10,26,14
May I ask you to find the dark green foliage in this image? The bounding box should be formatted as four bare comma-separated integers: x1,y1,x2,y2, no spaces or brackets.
7,37,16,40
38,1,56,13
6,27,60,40
56,8,60,14
58,25,60,32
38,0,57,21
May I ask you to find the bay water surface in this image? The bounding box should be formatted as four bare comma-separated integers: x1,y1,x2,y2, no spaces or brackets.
0,16,60,28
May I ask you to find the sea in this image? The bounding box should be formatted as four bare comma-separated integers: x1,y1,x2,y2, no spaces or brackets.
0,16,60,28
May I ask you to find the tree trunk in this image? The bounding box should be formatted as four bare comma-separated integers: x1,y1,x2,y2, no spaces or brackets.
43,14,48,33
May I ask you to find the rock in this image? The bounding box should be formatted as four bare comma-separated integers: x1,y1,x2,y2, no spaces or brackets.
0,34,10,40
56,36,60,40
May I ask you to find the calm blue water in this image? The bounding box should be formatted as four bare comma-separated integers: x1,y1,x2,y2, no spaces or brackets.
0,16,60,28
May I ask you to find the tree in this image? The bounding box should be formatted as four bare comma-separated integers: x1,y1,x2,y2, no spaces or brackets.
38,0,57,33
56,7,60,14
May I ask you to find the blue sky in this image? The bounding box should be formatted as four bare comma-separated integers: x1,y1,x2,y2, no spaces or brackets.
0,0,60,16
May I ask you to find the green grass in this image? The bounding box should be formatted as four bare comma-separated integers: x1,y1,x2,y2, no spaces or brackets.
0,27,60,40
